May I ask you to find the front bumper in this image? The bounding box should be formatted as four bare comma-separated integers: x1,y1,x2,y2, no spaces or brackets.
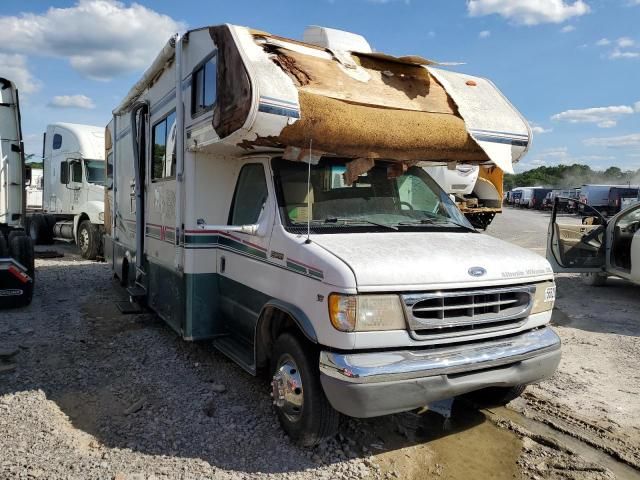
319,327,561,418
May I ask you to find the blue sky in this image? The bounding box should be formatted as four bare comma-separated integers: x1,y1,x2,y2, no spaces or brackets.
1,0,639,172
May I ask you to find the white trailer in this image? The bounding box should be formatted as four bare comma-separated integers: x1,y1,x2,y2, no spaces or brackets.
26,168,43,210
106,24,559,446
0,77,35,308
28,123,105,259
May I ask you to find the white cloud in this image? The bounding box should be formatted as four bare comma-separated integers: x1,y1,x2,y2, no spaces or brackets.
0,54,40,94
551,105,635,128
617,37,635,48
467,0,590,25
634,101,640,112
584,133,640,148
479,30,491,38
596,38,611,46
0,0,185,80
48,94,95,109
561,25,576,32
610,49,640,59
530,122,553,134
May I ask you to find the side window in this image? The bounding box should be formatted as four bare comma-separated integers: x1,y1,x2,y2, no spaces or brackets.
52,134,62,150
151,111,176,181
71,161,82,183
192,54,217,116
60,160,69,184
229,164,268,225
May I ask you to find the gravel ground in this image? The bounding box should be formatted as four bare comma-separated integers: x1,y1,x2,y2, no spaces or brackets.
1,208,639,479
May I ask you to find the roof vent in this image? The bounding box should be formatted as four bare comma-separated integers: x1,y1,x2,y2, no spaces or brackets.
303,26,372,53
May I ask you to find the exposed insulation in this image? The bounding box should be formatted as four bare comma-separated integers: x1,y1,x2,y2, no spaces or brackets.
275,91,489,162
272,48,455,114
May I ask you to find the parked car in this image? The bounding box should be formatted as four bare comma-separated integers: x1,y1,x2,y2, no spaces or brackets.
578,184,615,215
607,186,639,216
547,197,640,286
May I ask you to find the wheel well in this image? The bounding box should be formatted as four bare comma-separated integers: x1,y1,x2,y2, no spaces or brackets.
256,307,311,370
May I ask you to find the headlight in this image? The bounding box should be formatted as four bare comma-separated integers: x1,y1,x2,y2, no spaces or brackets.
530,281,556,314
328,294,406,332
98,212,105,221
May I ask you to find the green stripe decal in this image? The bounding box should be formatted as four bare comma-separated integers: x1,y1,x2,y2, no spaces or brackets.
184,232,323,280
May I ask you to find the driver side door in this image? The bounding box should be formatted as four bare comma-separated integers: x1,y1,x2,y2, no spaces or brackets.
547,197,607,272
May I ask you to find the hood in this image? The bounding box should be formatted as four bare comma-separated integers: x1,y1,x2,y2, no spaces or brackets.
311,231,553,290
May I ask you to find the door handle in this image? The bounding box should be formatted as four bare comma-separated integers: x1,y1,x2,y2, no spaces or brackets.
220,256,226,273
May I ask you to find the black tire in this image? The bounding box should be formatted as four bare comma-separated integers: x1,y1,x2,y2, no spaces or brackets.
464,385,527,408
0,233,8,257
77,220,101,260
7,229,26,245
28,214,52,245
270,333,340,447
8,235,35,307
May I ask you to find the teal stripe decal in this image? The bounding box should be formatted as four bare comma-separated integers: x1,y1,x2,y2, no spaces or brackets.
185,232,323,280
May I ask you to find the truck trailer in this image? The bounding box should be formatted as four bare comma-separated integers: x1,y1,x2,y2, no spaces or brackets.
28,123,106,259
0,78,35,308
106,24,560,446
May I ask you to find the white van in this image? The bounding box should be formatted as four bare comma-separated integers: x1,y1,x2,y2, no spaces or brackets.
106,24,560,446
28,123,106,259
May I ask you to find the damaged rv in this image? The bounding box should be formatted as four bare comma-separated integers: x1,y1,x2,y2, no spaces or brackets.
106,25,560,446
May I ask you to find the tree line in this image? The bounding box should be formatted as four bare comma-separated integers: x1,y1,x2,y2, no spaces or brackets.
504,164,640,191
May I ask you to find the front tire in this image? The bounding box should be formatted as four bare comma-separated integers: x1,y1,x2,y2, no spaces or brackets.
581,272,607,286
270,333,340,447
77,220,101,260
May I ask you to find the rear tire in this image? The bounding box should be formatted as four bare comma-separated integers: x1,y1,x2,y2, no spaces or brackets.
270,333,340,447
0,233,8,257
8,235,35,307
464,385,527,407
77,220,101,260
28,214,52,245
581,272,607,286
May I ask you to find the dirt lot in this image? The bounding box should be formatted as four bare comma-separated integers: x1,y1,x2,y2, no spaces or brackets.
1,208,639,479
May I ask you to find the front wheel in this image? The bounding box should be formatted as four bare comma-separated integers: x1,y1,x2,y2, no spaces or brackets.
270,333,340,447
77,220,101,260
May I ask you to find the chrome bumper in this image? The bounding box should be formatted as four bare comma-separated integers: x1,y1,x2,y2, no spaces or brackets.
320,327,561,384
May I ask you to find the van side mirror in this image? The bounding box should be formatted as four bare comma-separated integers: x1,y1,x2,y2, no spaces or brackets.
25,164,32,186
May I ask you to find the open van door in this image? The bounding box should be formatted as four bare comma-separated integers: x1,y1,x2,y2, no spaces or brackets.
547,197,607,273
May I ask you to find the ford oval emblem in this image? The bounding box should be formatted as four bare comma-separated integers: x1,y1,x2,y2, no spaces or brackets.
468,266,487,277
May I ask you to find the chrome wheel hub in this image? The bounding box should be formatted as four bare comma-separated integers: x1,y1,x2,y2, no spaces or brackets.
271,356,304,422
79,228,89,252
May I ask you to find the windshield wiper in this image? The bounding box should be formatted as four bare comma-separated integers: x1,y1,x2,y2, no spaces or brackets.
397,218,476,232
324,217,398,231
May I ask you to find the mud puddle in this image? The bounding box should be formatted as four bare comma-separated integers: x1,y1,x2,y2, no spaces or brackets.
491,405,640,479
354,399,522,479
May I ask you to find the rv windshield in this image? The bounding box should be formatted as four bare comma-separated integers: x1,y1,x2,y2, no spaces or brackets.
272,158,472,233
84,159,106,185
